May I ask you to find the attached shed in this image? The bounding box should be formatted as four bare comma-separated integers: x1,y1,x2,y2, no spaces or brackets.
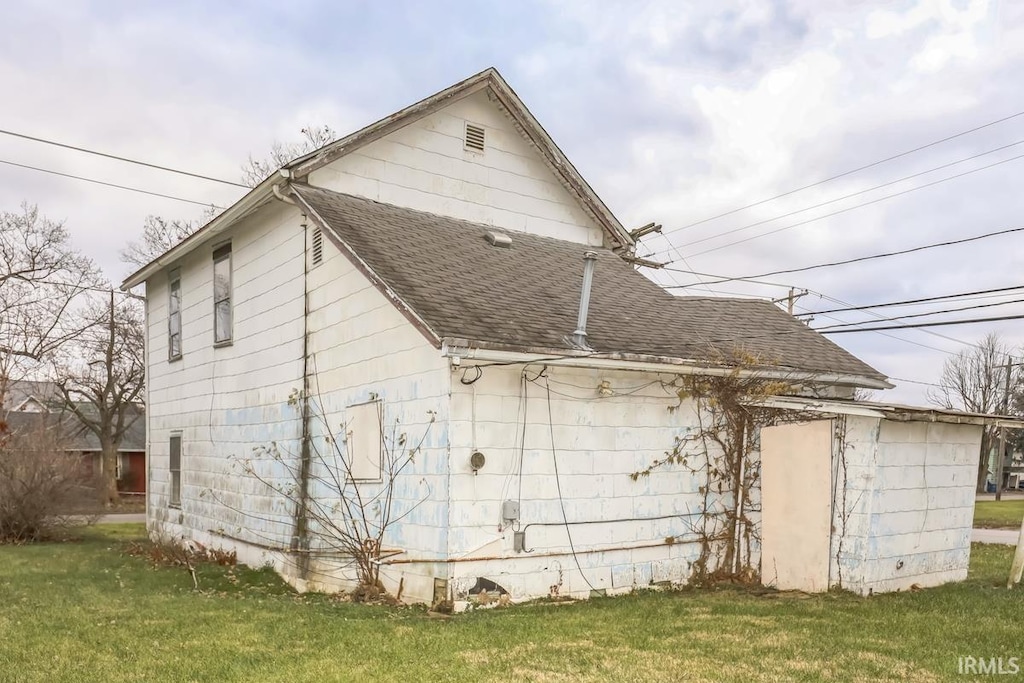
759,398,1022,595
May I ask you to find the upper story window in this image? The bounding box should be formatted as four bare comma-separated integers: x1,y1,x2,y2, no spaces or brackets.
168,269,182,361
213,243,232,344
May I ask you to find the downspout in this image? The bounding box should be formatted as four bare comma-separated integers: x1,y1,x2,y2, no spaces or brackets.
293,210,314,580
278,185,313,580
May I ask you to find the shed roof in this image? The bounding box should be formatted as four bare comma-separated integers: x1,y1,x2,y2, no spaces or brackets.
292,184,887,386
755,395,1024,428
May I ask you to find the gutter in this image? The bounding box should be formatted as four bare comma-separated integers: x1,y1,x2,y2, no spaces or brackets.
119,169,292,290
440,340,894,390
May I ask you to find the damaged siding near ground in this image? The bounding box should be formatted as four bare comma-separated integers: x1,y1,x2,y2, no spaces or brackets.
439,365,714,604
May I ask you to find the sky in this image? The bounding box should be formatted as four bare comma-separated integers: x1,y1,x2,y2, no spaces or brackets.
2,0,1023,404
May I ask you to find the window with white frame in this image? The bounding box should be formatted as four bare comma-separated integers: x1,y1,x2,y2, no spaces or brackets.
212,244,232,344
168,269,182,360
347,401,382,481
169,434,182,507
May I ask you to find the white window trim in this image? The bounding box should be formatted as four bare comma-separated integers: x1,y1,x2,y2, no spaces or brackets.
169,433,182,508
212,243,233,346
168,269,182,361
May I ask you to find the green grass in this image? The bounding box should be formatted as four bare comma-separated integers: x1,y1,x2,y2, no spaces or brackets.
974,499,1024,529
1,525,1022,682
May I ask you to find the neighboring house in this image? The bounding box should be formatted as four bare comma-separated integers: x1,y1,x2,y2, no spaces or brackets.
1,379,59,413
122,68,1009,606
2,382,146,494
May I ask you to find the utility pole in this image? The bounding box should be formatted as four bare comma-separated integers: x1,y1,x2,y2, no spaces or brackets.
772,288,809,315
994,358,1022,502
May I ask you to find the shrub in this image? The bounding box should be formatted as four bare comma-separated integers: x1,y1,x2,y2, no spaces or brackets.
0,416,99,543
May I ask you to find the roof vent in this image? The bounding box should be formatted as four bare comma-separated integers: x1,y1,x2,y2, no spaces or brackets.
464,122,486,152
485,230,512,248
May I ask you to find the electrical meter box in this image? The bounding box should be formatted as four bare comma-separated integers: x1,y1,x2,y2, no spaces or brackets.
501,500,520,522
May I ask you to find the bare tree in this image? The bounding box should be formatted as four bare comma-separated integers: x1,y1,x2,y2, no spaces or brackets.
240,125,338,187
119,214,211,271
121,126,339,270
0,204,101,405
928,333,1017,492
53,292,145,506
205,390,434,601
0,414,100,542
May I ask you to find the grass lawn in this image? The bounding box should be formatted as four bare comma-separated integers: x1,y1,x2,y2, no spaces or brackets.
1,525,1023,682
974,499,1024,529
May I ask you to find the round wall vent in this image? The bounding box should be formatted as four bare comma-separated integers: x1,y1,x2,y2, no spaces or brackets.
470,451,486,471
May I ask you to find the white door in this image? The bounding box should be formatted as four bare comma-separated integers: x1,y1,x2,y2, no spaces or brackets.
760,419,833,592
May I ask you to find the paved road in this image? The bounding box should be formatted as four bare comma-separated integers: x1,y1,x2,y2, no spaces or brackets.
96,513,146,524
972,528,1020,545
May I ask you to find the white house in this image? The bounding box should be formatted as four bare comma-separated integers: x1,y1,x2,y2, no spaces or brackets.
122,68,1006,607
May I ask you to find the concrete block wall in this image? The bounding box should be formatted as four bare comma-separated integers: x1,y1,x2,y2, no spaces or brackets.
830,417,981,594
308,89,606,247
442,364,712,603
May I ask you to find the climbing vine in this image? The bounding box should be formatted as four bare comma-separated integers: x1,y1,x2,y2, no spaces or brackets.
634,355,815,584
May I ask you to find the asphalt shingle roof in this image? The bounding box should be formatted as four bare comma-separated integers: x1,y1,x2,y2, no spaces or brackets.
294,184,886,383
3,405,145,452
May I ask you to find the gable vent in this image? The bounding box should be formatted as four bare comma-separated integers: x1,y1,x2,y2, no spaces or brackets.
485,230,512,248
464,122,486,152
311,225,323,266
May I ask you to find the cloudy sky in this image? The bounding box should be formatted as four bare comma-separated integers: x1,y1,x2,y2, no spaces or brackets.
2,0,1022,403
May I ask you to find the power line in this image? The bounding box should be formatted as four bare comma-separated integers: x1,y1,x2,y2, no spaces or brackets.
803,285,1024,316
683,150,1024,258
663,107,1024,235
0,127,248,188
820,312,1024,334
655,138,1024,255
672,223,1024,287
813,292,978,350
888,375,943,388
0,158,227,209
660,266,800,290
814,298,1024,330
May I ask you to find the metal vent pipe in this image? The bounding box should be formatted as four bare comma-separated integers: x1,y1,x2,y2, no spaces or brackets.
572,251,598,348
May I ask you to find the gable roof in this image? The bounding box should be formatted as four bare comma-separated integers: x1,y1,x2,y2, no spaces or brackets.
2,380,58,412
291,184,888,386
122,67,631,290
3,404,145,452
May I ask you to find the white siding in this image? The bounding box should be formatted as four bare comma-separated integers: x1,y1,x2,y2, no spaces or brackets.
830,418,981,595
301,225,451,604
146,201,308,569
308,89,606,247
441,364,710,604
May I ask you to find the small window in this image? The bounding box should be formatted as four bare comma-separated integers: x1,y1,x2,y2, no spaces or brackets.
347,401,382,481
311,225,323,266
168,270,182,361
464,122,486,152
169,434,182,507
212,244,232,344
